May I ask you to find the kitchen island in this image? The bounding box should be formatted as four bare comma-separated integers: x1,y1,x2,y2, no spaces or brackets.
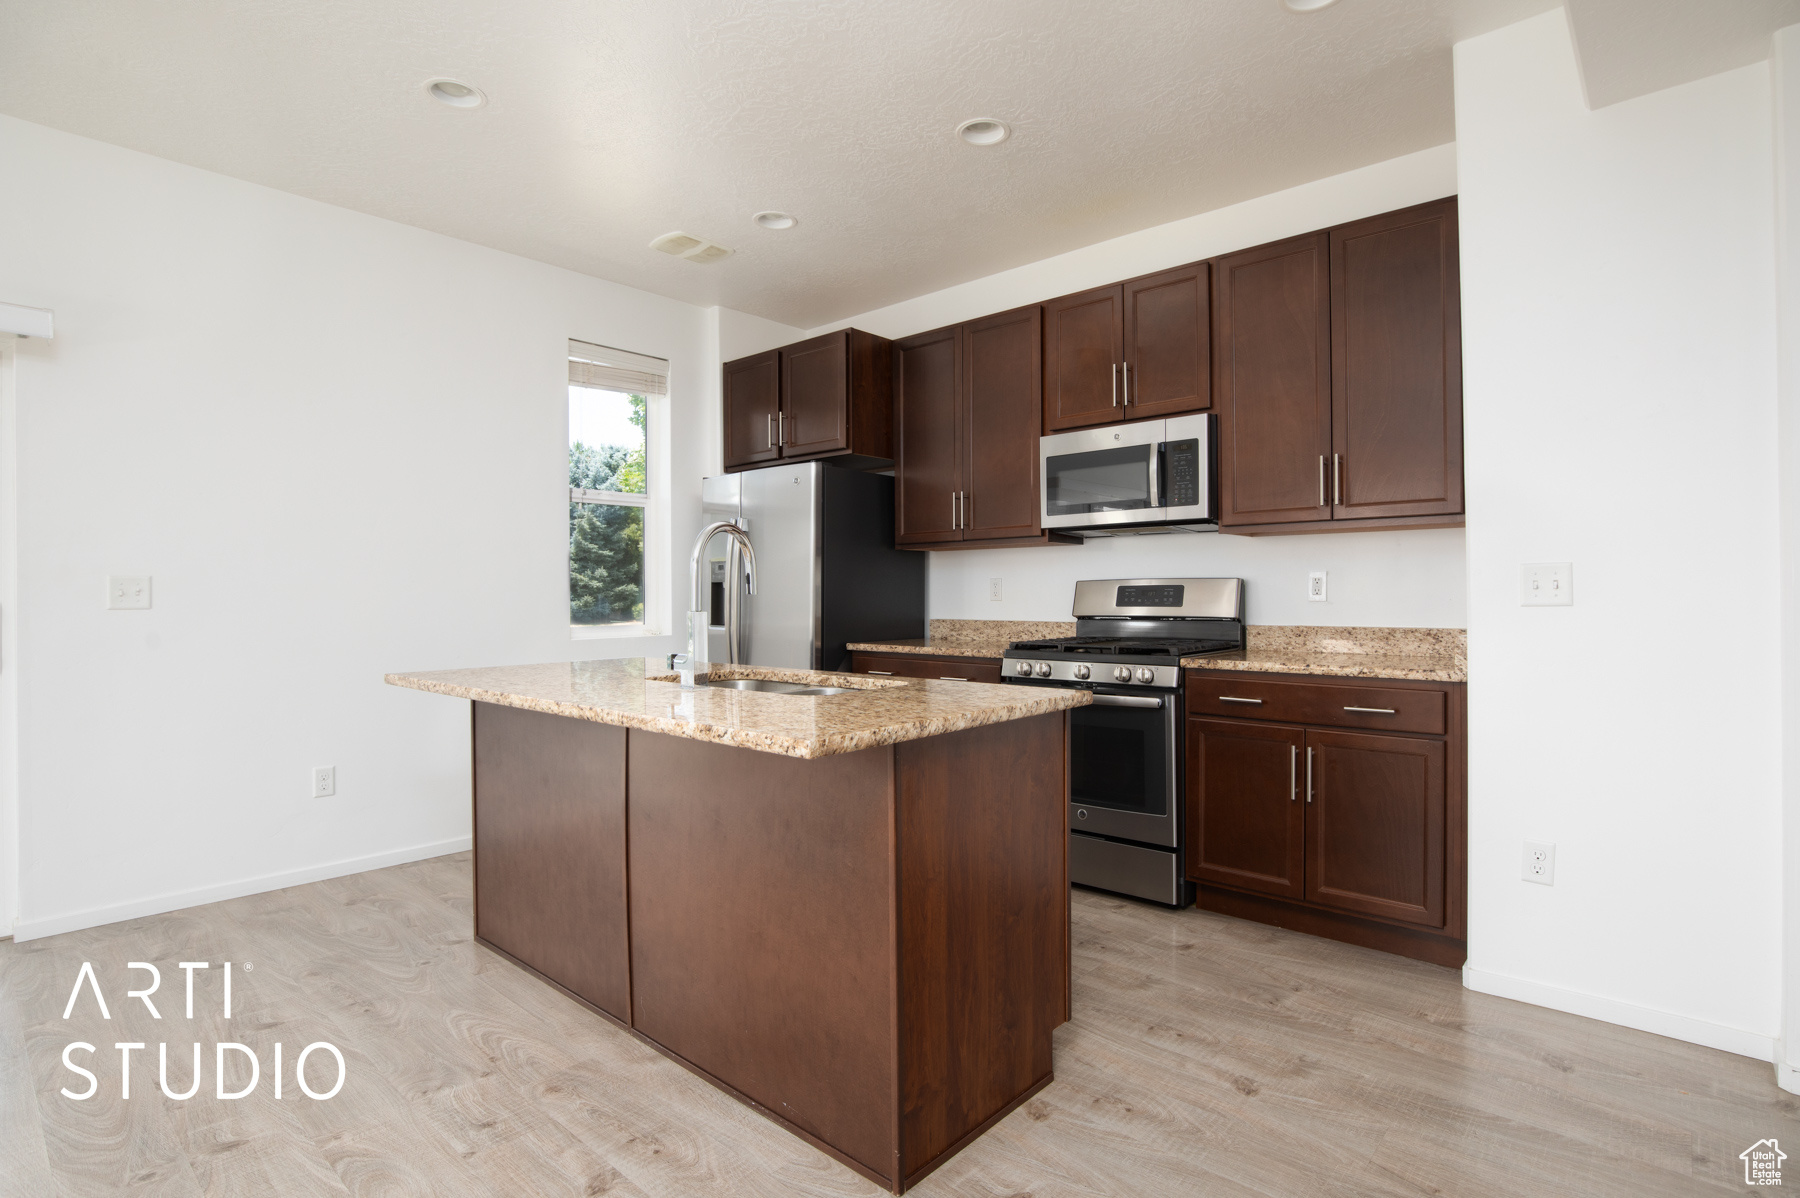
386,658,1088,1193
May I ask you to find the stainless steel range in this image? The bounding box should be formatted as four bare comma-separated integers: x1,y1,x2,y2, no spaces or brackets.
1002,577,1245,907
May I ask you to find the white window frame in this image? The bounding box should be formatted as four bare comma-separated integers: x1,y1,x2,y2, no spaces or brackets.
567,341,669,640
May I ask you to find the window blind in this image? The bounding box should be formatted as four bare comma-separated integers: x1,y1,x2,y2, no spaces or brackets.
569,339,669,395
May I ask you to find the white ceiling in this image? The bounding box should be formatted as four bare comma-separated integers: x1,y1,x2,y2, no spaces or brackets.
1566,0,1800,109
1,0,1555,328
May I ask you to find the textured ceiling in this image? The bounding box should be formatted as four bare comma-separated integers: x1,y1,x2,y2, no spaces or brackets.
1566,0,1800,109
0,0,1553,327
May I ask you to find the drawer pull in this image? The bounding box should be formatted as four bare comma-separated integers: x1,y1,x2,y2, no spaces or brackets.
865,670,894,675
1343,705,1397,715
1218,696,1263,705
939,676,970,682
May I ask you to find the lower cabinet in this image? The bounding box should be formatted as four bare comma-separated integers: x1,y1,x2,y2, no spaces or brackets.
848,650,1003,685
1184,671,1464,966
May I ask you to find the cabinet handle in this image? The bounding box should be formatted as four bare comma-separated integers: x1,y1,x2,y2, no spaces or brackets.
939,676,970,682
767,414,775,449
1111,362,1119,407
1307,746,1314,804
1333,453,1342,505
950,490,957,529
1343,705,1397,715
960,491,970,528
779,411,787,445
1218,696,1263,704
1290,744,1298,801
865,670,894,675
1318,456,1326,507
1122,361,1130,405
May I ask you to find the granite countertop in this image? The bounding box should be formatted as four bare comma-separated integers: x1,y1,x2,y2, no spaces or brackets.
385,658,1089,760
1183,627,1466,683
847,618,1077,660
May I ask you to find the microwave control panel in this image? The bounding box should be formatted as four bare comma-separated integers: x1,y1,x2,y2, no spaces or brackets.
1163,439,1201,507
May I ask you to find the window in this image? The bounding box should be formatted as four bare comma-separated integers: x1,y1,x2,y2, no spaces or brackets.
568,341,666,631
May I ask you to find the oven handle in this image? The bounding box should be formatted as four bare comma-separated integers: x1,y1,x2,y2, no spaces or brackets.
1088,694,1165,709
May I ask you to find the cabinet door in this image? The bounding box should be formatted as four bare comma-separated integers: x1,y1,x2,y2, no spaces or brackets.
1123,262,1210,418
894,325,963,544
781,330,851,459
473,702,631,1021
1214,233,1332,526
963,305,1044,540
1304,729,1446,928
851,652,1003,684
723,350,781,469
1185,718,1305,898
1330,198,1463,520
1042,285,1123,431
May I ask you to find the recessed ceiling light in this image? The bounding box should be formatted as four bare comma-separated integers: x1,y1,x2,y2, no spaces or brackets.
425,78,486,108
753,211,798,230
1283,0,1341,11
956,118,1011,147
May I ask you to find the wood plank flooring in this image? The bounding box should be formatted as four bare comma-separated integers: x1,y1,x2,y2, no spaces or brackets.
1,852,1792,1196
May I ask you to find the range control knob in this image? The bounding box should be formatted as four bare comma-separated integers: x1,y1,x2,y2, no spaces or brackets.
1113,666,1131,682
1014,660,1033,676
1073,664,1091,681
1034,662,1053,678
1135,667,1155,684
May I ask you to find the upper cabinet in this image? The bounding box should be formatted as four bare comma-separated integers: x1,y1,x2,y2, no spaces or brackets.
895,306,1070,549
722,329,893,472
1216,198,1463,533
1043,262,1211,432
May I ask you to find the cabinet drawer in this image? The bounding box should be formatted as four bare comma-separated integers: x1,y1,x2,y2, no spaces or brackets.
1186,674,1444,735
850,652,1002,685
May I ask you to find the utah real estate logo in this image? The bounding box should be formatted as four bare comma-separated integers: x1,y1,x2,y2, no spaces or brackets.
1742,1138,1786,1186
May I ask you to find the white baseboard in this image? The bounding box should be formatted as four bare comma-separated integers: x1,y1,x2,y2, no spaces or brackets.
12,836,471,943
1777,1061,1800,1094
1463,965,1776,1062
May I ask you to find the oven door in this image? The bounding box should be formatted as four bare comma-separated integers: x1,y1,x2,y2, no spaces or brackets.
1041,421,1165,530
1068,689,1179,847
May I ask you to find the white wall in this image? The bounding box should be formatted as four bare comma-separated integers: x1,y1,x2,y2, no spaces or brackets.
1456,11,1783,1057
1774,23,1800,1090
0,114,722,939
811,144,1468,630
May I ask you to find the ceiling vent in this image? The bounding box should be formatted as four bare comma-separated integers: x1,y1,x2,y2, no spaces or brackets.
649,232,734,264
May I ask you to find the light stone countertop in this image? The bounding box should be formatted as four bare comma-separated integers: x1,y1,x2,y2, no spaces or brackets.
850,619,1468,683
1184,626,1466,683
385,657,1089,760
847,618,1077,660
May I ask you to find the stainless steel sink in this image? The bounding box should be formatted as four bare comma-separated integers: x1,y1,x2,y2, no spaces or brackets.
701,677,854,697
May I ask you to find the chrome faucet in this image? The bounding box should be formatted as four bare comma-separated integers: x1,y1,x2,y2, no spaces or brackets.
672,520,757,688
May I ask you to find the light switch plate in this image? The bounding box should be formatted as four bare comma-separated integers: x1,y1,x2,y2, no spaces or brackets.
107,576,151,610
1521,563,1572,606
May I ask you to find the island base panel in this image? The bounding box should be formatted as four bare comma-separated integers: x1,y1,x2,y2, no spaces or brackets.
895,712,1067,1183
472,702,631,1022
627,730,902,1185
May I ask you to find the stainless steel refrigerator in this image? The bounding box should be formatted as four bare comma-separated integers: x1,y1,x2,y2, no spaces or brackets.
699,461,926,671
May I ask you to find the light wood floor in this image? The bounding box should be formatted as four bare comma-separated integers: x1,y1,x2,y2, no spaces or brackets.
2,852,1792,1196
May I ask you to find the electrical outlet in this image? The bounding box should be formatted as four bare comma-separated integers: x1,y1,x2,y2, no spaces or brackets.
1522,841,1555,885
988,577,1003,602
1308,571,1328,602
312,766,335,798
107,576,151,610
1521,563,1573,606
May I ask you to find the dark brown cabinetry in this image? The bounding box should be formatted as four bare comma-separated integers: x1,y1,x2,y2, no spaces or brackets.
1215,197,1462,534
722,329,893,472
1187,718,1304,899
1042,263,1210,432
472,702,632,1021
895,307,1073,549
849,651,1004,685
1184,670,1465,966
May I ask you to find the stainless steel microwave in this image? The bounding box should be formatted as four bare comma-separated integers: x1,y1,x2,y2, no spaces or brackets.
1040,413,1215,533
